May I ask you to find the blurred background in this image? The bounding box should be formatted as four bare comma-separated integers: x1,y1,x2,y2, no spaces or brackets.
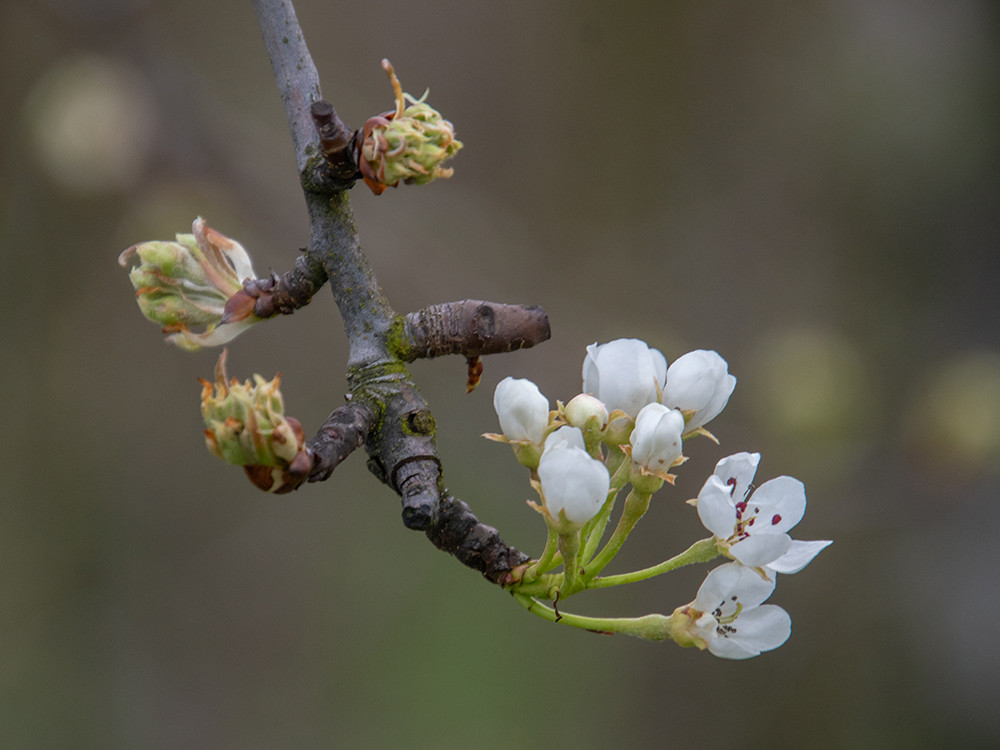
3,0,999,747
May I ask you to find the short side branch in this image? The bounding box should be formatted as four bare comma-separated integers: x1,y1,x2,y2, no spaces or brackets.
308,400,379,482
310,101,360,183
228,252,330,320
396,301,551,361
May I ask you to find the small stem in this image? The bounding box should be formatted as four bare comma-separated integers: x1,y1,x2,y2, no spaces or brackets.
580,489,617,565
579,457,630,565
523,526,560,581
583,489,652,578
588,537,722,589
511,593,671,641
558,530,582,593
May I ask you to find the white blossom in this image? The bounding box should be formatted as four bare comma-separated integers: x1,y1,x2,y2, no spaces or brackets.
661,350,736,433
582,338,667,417
696,452,831,571
629,403,685,473
493,377,549,444
689,562,791,659
537,436,610,525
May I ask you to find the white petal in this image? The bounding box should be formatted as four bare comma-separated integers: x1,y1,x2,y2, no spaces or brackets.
581,339,667,417
746,476,806,533
630,403,685,470
731,532,792,568
663,350,720,411
767,539,832,574
582,343,601,395
494,377,549,444
713,452,760,499
692,562,775,612
696,476,739,539
538,446,610,524
707,605,791,659
705,635,761,660
541,425,585,455
662,350,736,431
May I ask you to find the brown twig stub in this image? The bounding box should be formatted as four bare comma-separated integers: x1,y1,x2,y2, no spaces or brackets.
307,400,379,482
310,100,361,182
397,301,551,361
223,253,328,322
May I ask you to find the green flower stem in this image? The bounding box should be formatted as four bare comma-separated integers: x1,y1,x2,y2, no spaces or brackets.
580,489,619,566
558,530,582,593
522,525,561,582
579,456,630,565
511,592,671,641
588,537,722,589
605,448,631,492
583,489,652,579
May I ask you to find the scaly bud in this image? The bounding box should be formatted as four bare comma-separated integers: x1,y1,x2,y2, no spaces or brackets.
358,59,462,195
118,218,261,350
199,350,311,493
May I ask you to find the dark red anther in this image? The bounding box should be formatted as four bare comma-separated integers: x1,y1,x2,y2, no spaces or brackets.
726,477,738,495
771,514,782,525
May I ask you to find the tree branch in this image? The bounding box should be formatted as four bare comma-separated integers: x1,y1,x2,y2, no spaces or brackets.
251,0,323,172
395,301,551,361
252,0,538,583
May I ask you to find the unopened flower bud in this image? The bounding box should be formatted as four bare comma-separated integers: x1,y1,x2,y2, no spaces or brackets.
582,338,667,418
661,350,736,434
199,351,311,493
563,393,609,437
118,218,261,351
537,436,609,528
359,59,462,195
630,403,685,475
541,425,586,456
494,377,549,444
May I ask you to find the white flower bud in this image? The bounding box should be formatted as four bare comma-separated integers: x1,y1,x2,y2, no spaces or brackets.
563,393,609,432
537,441,610,526
661,350,736,432
493,377,549,444
582,338,667,417
630,403,685,472
542,425,586,456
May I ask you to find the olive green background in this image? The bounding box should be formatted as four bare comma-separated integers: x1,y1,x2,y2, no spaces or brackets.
3,1,999,747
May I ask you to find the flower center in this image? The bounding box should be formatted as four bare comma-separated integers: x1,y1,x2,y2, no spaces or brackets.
710,595,743,638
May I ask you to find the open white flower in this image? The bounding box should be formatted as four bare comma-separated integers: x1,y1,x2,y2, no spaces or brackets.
582,338,667,417
629,403,685,474
661,349,736,434
537,433,609,526
493,377,549,444
696,452,830,571
687,562,791,659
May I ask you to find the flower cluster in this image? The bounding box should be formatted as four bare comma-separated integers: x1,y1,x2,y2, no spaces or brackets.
493,338,830,659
